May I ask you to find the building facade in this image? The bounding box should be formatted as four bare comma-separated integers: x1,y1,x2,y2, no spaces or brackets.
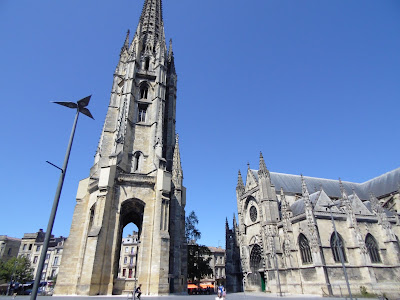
0,236,21,263
207,247,226,288
198,246,226,290
226,153,400,298
117,231,139,279
55,0,187,296
18,229,66,284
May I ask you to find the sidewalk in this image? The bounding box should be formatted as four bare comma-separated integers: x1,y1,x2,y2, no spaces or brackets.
0,293,373,300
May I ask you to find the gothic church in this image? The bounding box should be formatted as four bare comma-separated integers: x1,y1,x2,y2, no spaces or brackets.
55,0,187,295
226,153,400,298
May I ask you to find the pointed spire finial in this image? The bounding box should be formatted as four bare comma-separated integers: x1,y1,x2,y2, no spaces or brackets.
258,152,270,178
172,133,183,181
120,29,130,55
338,177,345,194
247,162,250,169
301,174,310,200
168,38,174,61
124,29,130,47
237,170,245,191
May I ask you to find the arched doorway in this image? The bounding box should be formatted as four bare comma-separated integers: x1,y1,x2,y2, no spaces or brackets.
113,199,145,295
249,244,264,291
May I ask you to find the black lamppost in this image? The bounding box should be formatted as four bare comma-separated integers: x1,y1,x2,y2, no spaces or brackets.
323,204,353,300
30,96,93,300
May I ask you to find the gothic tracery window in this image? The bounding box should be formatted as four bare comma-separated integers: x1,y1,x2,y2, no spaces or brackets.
249,244,262,286
299,233,313,264
366,234,381,263
330,232,347,263
249,206,257,222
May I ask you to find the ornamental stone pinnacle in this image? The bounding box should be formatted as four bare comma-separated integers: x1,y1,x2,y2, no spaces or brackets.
236,170,245,193
258,152,270,178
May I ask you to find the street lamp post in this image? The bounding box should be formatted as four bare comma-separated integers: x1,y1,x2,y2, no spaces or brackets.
30,96,93,300
323,204,353,300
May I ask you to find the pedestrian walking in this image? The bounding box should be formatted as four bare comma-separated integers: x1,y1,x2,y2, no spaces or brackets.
135,284,142,299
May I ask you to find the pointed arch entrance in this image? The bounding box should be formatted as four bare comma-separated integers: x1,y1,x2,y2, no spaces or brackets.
248,244,265,290
113,198,145,295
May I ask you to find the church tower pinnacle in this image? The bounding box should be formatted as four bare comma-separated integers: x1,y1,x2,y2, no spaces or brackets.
55,0,186,296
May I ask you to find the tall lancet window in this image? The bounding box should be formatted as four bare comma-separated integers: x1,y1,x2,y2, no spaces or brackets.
133,151,142,172
330,233,347,262
144,57,150,71
138,104,147,122
299,233,313,264
140,85,148,99
88,204,96,233
366,234,381,263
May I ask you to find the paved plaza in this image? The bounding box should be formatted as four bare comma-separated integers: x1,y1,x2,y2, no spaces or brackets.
0,294,375,300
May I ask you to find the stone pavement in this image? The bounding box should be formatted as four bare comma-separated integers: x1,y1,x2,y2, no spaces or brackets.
0,293,373,300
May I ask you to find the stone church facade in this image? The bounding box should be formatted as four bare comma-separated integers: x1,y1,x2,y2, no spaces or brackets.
226,153,400,298
55,0,187,296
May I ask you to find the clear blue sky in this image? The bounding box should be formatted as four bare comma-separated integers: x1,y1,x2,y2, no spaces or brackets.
0,0,399,249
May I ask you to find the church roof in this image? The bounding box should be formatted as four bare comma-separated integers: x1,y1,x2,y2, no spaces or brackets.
250,167,400,200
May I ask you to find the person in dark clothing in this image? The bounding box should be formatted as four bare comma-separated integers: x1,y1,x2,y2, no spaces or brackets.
135,284,142,299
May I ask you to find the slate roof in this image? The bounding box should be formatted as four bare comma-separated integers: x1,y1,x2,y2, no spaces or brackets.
250,167,400,200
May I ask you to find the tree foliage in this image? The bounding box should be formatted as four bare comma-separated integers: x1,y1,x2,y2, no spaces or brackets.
185,210,201,243
185,211,213,283
187,244,213,283
0,257,34,283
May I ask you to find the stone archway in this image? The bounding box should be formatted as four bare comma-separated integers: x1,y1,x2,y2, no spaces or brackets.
249,244,263,290
113,199,145,295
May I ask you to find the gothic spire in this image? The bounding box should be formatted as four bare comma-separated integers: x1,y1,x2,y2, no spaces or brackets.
167,38,176,75
258,152,270,178
339,178,356,228
236,170,245,192
301,174,310,201
168,38,173,61
123,30,130,49
137,0,164,53
172,134,183,183
120,30,130,57
280,187,289,211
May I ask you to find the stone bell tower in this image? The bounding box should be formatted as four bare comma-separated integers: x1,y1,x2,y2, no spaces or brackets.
54,0,187,295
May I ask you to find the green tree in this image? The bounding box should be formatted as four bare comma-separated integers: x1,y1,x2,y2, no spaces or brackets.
185,211,201,243
0,257,33,283
185,211,213,284
187,244,213,284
